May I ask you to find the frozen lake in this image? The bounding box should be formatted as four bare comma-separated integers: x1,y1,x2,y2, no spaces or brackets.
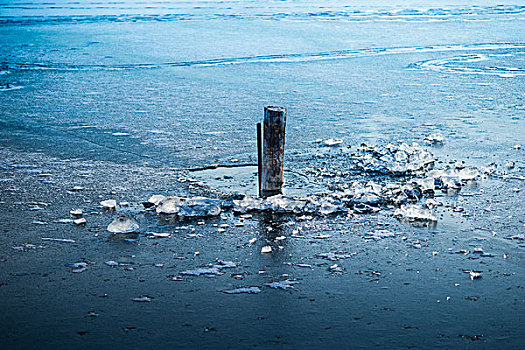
0,1,524,349
1,0,524,167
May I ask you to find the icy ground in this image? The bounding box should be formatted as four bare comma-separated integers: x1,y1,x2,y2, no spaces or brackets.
0,138,523,348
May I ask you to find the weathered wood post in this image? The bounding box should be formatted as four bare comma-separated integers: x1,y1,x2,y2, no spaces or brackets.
257,122,263,198
259,106,287,197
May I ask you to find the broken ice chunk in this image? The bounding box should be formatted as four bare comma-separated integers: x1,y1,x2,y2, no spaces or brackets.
328,264,344,275
414,177,435,192
67,262,87,273
441,176,461,190
144,232,170,238
481,163,497,175
233,196,264,214
316,251,358,261
265,280,299,290
223,287,261,294
155,196,183,214
67,262,87,268
53,219,73,224
394,205,437,222
42,237,75,243
365,229,396,240
424,133,444,145
12,244,37,251
180,267,222,276
178,197,222,217
312,234,331,239
132,296,152,302
261,245,272,254
318,197,344,215
324,138,343,147
107,215,139,233
469,271,483,280
266,195,307,214
100,199,117,210
70,209,83,217
425,198,442,208
73,218,86,226
211,260,240,269
261,246,272,254
458,168,479,181
507,234,524,240
353,192,383,205
454,161,465,169
145,194,166,207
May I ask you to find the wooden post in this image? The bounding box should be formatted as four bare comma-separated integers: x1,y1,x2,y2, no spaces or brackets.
257,122,263,198
261,106,287,197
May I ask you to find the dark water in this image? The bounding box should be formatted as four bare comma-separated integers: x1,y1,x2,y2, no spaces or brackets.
0,1,524,349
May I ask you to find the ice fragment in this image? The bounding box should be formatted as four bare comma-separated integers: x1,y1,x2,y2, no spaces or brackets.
223,287,261,294
261,246,272,254
265,280,299,290
100,199,117,209
107,215,139,233
74,218,86,226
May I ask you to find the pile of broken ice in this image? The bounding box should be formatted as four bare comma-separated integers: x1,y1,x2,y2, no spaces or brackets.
355,142,435,176
151,196,223,217
144,142,495,223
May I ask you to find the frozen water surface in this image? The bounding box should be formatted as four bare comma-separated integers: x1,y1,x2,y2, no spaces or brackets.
0,0,524,349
